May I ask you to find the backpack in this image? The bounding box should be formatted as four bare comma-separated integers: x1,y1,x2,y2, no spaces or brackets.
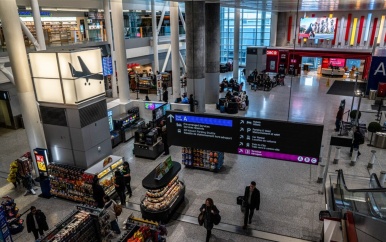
113,203,122,216
358,133,365,144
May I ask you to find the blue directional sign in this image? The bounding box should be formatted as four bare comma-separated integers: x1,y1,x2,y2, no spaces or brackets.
102,57,113,76
174,114,233,127
366,56,386,94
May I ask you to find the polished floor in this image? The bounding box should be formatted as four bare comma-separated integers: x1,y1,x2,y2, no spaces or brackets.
0,71,385,242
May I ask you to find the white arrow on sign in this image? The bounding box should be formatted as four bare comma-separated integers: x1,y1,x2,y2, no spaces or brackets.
167,114,174,123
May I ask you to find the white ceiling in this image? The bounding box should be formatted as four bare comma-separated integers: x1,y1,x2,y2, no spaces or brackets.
14,0,386,12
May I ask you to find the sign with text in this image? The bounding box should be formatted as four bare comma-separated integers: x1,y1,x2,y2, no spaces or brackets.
166,111,324,165
366,56,386,95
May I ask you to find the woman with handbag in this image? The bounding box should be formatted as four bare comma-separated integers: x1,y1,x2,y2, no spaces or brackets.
199,198,219,242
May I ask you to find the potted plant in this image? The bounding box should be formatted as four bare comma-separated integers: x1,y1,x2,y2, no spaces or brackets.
350,110,361,122
367,122,382,146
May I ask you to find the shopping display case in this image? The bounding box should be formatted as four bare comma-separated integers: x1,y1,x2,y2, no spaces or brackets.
38,205,108,242
140,159,185,223
182,148,224,172
83,155,124,197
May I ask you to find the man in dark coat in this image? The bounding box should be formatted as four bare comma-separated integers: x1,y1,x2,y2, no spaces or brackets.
26,206,48,240
243,181,260,229
114,170,126,206
122,162,132,198
92,175,106,208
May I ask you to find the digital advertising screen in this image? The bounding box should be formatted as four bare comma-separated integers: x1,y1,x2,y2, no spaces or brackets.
329,58,346,67
299,17,336,40
107,110,114,132
166,111,324,165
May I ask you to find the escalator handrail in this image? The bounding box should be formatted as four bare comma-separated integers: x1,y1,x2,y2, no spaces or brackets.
337,169,386,192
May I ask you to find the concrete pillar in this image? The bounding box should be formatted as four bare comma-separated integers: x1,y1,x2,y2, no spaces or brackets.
205,3,220,104
0,0,46,175
110,0,130,102
30,0,46,50
270,12,278,47
170,1,180,102
367,150,376,169
333,147,341,164
350,149,358,166
151,0,159,73
186,1,205,113
233,8,240,80
104,0,118,98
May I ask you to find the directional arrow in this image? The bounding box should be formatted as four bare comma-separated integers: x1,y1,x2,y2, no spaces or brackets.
167,114,174,123
240,120,244,124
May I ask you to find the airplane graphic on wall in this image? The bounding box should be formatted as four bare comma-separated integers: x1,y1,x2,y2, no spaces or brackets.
69,56,103,85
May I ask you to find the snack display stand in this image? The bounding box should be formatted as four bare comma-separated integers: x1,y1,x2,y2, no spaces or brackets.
140,158,185,223
48,156,124,205
38,205,108,242
0,208,13,242
182,148,224,172
83,155,124,197
116,214,167,242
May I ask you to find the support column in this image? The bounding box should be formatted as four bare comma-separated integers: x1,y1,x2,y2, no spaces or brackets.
151,0,159,73
233,8,240,80
0,0,46,175
205,3,220,104
170,1,180,102
30,0,46,50
110,0,130,102
104,0,118,98
270,12,278,47
186,1,205,113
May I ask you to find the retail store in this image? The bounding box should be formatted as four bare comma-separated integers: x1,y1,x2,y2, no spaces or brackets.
265,48,372,80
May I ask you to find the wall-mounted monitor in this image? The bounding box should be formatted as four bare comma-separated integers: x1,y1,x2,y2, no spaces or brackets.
299,17,336,40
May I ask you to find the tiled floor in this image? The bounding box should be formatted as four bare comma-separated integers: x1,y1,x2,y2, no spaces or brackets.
0,71,385,242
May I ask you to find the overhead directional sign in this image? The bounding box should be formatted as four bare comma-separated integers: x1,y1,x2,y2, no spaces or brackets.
166,111,324,165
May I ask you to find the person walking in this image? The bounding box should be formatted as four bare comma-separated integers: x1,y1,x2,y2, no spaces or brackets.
350,126,363,157
335,106,344,131
199,198,219,242
122,162,132,198
243,181,260,229
114,170,126,206
92,175,106,208
26,206,48,240
103,195,121,235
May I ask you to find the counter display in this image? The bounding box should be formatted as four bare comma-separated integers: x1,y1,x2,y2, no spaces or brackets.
38,206,108,242
182,147,224,171
84,155,124,196
140,161,185,223
321,68,345,77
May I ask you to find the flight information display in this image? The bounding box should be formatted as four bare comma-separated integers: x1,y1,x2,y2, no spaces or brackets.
166,111,324,165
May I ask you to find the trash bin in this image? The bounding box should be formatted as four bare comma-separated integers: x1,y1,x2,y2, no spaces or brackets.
369,90,377,100
374,132,386,149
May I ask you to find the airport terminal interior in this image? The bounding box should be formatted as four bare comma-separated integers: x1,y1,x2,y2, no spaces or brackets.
1,0,386,242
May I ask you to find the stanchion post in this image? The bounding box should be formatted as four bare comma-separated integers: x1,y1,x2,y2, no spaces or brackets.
350,149,358,166
367,150,376,169
379,171,386,186
333,147,341,164
317,164,325,183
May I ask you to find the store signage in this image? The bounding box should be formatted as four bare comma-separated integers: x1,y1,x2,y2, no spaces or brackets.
166,111,323,165
155,156,173,180
280,54,287,60
33,148,49,172
88,11,104,20
267,50,278,56
366,56,386,94
19,11,51,17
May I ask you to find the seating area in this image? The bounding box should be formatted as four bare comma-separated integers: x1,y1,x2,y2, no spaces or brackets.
219,78,243,93
217,91,249,114
247,73,284,91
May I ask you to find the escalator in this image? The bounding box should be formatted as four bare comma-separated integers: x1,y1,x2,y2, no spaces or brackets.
331,169,386,220
323,169,386,241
